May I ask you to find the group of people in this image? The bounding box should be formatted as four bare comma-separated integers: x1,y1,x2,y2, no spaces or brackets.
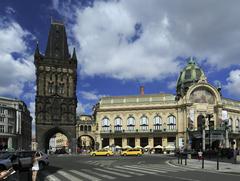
0,152,41,181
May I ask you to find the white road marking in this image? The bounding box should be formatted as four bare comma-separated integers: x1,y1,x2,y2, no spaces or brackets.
106,167,144,176
81,169,115,180
115,166,159,175
57,170,83,181
124,165,167,173
94,168,131,177
70,170,102,181
41,171,61,181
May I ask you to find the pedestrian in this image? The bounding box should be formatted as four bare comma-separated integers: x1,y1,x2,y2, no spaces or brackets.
198,150,203,161
32,152,42,181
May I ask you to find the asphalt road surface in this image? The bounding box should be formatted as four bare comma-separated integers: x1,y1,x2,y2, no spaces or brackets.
34,154,240,181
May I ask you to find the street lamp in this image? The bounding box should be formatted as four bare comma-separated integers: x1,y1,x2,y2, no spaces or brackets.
201,117,206,151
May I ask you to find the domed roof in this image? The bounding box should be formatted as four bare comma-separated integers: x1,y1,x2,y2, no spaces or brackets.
176,57,205,97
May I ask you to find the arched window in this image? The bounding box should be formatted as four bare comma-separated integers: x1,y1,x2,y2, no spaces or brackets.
153,116,162,130
88,126,91,132
236,119,239,131
102,117,110,132
127,116,135,131
80,125,83,131
229,118,233,131
140,115,148,131
167,115,176,130
84,125,88,131
114,117,122,131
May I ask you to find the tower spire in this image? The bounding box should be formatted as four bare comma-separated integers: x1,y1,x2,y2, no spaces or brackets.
34,41,40,58
45,22,69,60
72,48,77,61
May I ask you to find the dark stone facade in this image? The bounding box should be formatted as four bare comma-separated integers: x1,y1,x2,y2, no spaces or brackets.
34,21,77,152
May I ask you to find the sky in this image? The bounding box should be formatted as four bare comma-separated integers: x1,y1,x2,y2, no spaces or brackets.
1,0,240,137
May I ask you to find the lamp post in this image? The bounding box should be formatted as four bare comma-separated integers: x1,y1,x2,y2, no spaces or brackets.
202,117,206,151
224,120,230,148
206,114,213,159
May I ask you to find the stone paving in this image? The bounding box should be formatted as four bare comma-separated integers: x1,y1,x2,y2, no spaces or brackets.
170,157,240,174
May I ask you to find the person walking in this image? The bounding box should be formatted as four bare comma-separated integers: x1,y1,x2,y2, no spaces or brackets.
32,152,42,181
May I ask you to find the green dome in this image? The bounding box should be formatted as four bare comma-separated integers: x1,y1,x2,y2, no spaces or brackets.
176,57,205,97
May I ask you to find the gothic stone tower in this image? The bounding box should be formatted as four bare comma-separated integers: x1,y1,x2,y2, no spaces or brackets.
34,21,77,152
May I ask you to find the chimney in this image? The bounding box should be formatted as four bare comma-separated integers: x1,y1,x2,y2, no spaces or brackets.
140,86,144,95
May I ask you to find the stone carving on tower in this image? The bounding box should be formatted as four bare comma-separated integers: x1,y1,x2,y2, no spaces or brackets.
34,20,77,151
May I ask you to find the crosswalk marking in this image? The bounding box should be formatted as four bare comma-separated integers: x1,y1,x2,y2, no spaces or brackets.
124,165,167,173
57,170,83,181
114,166,159,175
94,168,131,177
41,171,61,181
41,163,195,181
141,166,179,172
81,169,116,180
70,170,102,181
105,167,144,176
124,165,167,174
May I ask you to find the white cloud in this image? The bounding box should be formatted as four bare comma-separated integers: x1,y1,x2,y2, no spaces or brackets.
224,70,240,96
76,102,93,115
167,81,176,90
29,102,36,138
0,18,35,97
79,90,106,101
5,7,16,15
53,0,240,81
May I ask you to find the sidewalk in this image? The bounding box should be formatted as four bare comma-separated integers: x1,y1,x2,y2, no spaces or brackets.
170,158,240,174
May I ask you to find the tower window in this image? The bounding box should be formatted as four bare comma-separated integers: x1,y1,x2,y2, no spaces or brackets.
185,70,191,79
48,82,54,94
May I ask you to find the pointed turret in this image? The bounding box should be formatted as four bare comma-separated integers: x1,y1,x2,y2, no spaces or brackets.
34,41,40,58
45,20,69,60
72,48,77,61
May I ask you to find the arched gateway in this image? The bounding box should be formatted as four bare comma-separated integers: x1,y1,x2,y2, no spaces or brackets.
35,21,77,152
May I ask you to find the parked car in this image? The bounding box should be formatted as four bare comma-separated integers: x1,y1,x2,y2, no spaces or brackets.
121,149,143,156
90,150,114,156
0,152,14,170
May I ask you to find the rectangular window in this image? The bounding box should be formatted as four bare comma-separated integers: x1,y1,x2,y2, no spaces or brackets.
8,126,13,134
0,117,4,122
154,125,162,130
127,125,135,131
0,125,4,133
114,126,122,131
0,108,4,114
141,125,148,131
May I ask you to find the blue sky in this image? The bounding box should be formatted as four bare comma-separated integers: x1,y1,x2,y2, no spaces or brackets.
1,0,240,135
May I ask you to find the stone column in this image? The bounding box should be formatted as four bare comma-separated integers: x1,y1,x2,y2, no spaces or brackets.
149,137,154,148
109,138,114,146
122,138,127,148
135,137,140,147
8,137,12,150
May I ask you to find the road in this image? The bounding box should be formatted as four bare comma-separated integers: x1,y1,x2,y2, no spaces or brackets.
35,154,240,181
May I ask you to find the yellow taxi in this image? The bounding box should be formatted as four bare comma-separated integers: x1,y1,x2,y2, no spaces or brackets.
121,149,143,156
90,150,114,156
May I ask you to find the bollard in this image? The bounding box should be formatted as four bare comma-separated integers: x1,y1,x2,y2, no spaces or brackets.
202,157,204,169
217,154,219,170
185,156,187,165
180,154,183,165
178,155,180,164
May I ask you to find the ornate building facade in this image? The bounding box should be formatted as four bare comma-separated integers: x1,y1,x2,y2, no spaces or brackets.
76,115,97,151
93,58,240,151
0,97,32,150
35,21,77,152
